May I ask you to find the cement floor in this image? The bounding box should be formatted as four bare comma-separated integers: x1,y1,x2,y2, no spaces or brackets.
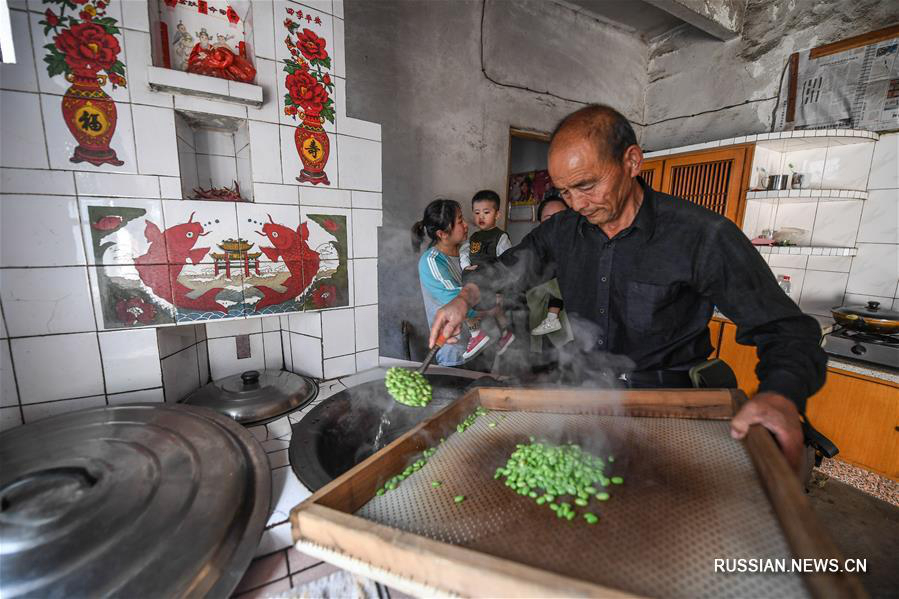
806,474,899,599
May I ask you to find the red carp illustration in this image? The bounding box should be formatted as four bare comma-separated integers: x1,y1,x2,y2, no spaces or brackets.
254,215,320,310
134,212,227,312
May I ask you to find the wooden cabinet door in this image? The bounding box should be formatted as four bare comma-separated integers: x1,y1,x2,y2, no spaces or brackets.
708,318,724,358
640,159,664,191
660,147,752,224
716,322,760,396
806,370,899,480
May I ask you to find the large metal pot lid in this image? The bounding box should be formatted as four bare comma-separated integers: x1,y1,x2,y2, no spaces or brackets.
183,369,318,425
832,300,899,322
0,403,271,599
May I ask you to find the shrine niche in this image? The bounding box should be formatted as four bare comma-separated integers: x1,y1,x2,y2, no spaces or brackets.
175,110,253,202
149,0,256,84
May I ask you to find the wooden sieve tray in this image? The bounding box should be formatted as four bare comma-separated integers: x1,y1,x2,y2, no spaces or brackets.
290,388,864,598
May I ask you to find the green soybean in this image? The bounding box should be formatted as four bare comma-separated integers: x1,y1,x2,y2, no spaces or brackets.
611,476,624,485
431,480,442,488
454,495,465,503
385,368,432,407
494,438,620,524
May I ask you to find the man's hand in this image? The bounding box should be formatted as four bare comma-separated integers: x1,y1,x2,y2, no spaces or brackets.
428,296,469,347
730,392,804,475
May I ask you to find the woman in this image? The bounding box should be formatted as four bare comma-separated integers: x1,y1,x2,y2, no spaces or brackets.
412,199,472,366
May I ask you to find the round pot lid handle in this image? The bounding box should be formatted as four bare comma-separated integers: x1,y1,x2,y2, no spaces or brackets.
240,370,260,386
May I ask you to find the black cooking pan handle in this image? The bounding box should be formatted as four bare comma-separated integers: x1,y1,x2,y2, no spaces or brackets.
802,419,839,466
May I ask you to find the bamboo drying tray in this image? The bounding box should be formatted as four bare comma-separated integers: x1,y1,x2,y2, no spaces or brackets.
290,387,864,598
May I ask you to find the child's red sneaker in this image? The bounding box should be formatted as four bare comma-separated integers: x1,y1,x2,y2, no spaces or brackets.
496,330,516,356
463,330,492,359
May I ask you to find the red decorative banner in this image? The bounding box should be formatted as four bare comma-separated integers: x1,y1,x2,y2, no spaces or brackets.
40,0,127,167
283,15,334,185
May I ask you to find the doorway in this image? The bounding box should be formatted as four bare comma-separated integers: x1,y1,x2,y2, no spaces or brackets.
506,129,552,244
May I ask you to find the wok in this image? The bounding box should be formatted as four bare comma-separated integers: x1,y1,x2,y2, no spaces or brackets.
831,301,899,334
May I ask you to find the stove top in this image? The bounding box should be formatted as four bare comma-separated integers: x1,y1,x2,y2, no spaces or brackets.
823,326,899,368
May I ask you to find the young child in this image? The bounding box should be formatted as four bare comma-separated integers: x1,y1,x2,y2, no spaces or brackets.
413,199,472,366
460,190,515,359
531,194,567,335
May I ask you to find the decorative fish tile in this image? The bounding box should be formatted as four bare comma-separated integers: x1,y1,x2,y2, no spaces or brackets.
89,265,176,329
79,198,166,266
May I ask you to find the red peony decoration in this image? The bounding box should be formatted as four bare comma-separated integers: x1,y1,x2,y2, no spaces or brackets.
283,11,334,185
55,22,120,75
286,70,328,116
296,28,327,62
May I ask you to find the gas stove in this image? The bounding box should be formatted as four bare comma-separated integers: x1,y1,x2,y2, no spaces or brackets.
823,326,899,369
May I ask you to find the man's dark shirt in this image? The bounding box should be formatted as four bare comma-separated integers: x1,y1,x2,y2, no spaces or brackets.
466,178,827,412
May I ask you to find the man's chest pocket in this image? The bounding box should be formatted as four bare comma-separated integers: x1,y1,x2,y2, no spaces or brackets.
627,281,679,333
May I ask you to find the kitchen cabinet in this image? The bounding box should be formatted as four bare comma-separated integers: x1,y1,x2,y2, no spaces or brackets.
638,146,754,225
707,318,723,358
715,319,899,480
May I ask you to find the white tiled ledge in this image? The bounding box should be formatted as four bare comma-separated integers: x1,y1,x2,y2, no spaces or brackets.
147,66,263,108
746,189,868,202
644,129,878,158
756,245,857,257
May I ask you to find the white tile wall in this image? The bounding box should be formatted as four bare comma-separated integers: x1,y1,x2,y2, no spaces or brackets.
352,209,381,258
337,135,381,191
321,309,355,358
868,133,898,190
1,91,49,168
1,341,19,408
354,305,378,351
22,395,107,423
0,268,96,336
133,105,180,176
300,187,351,208
250,121,284,183
74,172,160,198
355,348,379,371
0,0,383,429
857,189,899,244
161,345,201,402
0,167,75,195
0,195,85,267
809,200,864,247
108,388,165,404
263,331,284,370
323,354,355,378
845,243,899,298
206,318,264,338
798,270,849,317
123,30,174,108
0,10,39,92
208,333,265,379
12,333,104,403
288,312,321,337
99,329,163,393
353,258,378,305
289,333,323,378
157,325,198,358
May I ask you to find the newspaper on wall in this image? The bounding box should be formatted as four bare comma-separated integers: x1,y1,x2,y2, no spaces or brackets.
775,35,899,131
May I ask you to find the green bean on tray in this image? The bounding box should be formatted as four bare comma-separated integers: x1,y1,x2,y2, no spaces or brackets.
495,439,620,524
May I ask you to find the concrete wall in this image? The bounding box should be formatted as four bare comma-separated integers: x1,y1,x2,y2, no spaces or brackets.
344,0,648,359
642,0,899,149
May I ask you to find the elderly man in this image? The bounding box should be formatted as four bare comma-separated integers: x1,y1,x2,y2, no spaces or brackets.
429,104,826,474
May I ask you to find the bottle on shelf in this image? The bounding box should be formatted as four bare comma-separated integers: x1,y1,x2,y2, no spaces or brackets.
776,274,792,295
